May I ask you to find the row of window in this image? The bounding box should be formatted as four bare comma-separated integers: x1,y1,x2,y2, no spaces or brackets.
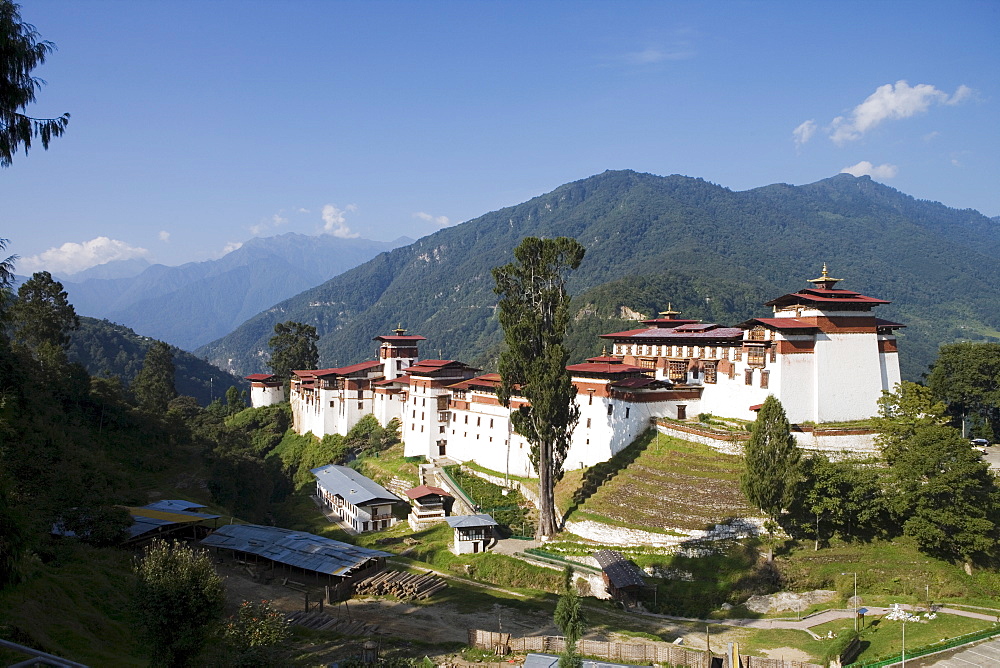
615,342,778,364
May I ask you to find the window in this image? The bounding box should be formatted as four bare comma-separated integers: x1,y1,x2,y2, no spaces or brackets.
747,347,766,368
464,415,468,424
677,405,687,420
745,369,754,385
490,419,494,428
477,417,481,427
639,358,655,369
770,347,777,363
586,418,591,428
588,391,594,405
439,426,445,433
330,401,335,408
721,347,729,360
668,360,686,381
748,325,767,342
358,401,363,409
704,361,717,384
734,347,742,361
760,370,770,389
625,407,630,418
607,404,614,416
412,410,415,418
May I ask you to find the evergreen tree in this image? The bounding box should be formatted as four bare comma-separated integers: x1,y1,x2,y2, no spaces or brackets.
132,540,225,667
492,236,585,537
132,341,177,413
267,321,318,379
554,566,585,668
0,0,70,167
741,395,801,526
873,381,949,464
9,270,79,357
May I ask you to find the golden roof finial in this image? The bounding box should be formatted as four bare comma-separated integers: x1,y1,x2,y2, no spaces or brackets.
659,302,681,318
394,323,407,336
806,263,843,288
601,345,608,356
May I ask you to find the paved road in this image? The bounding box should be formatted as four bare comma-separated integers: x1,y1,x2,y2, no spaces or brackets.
906,636,1000,667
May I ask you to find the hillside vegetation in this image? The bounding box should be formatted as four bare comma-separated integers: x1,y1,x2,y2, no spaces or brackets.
198,170,1000,382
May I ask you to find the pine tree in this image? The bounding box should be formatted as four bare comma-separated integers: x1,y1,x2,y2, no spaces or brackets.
131,341,177,413
1,1,70,167
554,566,586,668
9,270,79,353
741,395,801,525
492,237,585,538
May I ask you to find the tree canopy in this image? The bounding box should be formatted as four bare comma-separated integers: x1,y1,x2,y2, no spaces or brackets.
741,395,801,523
268,320,318,378
0,0,69,167
9,270,79,352
131,341,177,413
131,540,225,667
493,236,585,537
927,342,1000,442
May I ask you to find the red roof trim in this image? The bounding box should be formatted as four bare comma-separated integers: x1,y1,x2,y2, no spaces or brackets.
314,360,383,377
405,485,451,499
373,335,427,343
245,373,277,381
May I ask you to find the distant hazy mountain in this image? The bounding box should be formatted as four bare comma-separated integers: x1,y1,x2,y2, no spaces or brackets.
61,233,410,351
58,257,152,282
196,171,1000,381
68,317,244,406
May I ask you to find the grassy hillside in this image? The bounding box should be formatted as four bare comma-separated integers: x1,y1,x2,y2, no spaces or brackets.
197,170,1000,381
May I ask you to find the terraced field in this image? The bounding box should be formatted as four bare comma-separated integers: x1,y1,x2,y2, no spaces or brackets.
569,434,752,531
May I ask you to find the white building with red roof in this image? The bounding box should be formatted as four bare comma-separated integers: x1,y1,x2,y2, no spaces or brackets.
245,373,284,407
275,268,901,472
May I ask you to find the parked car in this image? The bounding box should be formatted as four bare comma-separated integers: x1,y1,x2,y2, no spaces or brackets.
971,438,990,449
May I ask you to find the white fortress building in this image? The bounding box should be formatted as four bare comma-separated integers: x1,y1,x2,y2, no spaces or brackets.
266,269,902,477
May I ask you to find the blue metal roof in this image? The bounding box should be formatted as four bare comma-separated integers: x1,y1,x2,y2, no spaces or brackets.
200,524,390,576
445,514,498,529
145,499,208,512
311,464,402,506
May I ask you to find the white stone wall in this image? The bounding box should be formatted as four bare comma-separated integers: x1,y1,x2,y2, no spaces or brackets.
814,332,884,422
401,385,452,458
773,348,815,424
249,384,284,408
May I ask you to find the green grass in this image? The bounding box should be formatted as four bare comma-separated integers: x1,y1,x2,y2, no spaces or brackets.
0,541,144,666
565,432,751,531
351,442,421,487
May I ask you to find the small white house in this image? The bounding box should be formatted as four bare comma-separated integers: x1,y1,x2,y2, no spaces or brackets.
245,373,284,407
445,514,497,555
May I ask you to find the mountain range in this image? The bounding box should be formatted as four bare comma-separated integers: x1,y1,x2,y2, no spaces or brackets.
194,170,1000,382
56,233,410,350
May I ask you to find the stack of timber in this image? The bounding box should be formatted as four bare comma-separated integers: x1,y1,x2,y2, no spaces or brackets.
286,611,378,636
354,569,448,600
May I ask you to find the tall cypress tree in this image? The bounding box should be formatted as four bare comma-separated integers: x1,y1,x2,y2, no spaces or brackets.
493,236,585,538
741,395,801,525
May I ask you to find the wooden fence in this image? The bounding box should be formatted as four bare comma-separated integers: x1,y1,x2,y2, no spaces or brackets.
467,629,823,668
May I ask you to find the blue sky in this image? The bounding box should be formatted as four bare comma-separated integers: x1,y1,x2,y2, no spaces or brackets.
4,0,998,275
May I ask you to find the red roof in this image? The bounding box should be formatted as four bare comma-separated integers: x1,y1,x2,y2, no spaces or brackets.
449,373,503,391
292,369,317,378
742,317,819,330
766,288,889,308
749,404,763,412
600,328,652,338
602,326,743,340
245,373,277,381
567,362,645,375
585,355,624,363
611,377,667,389
373,334,427,343
404,485,451,499
314,360,383,377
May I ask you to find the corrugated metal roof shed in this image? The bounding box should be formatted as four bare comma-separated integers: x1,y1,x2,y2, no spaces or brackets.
145,499,208,513
311,464,402,506
200,524,390,576
593,550,645,590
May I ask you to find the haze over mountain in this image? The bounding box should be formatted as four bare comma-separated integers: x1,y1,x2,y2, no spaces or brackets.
58,233,411,351
196,170,1000,382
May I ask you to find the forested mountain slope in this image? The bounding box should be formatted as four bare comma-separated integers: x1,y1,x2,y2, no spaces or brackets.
68,317,244,405
61,233,410,350
197,171,1000,381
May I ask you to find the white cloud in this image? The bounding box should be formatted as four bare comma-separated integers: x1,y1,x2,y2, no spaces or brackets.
20,237,150,275
622,47,695,64
249,211,294,237
220,241,243,256
792,120,817,148
321,204,360,238
158,230,171,242
414,211,451,227
297,208,311,214
829,81,972,145
840,161,899,179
